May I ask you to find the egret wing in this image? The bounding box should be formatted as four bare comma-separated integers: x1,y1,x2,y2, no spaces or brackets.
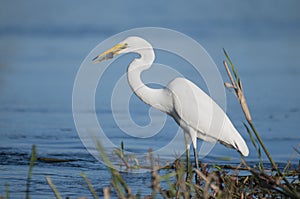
167,77,249,156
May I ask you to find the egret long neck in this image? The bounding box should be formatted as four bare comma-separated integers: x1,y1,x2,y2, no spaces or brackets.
127,49,171,114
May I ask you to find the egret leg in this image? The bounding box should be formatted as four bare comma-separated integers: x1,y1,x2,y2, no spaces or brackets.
185,147,191,182
193,146,199,171
193,146,200,185
184,132,192,182
190,130,200,184
186,147,190,168
189,130,199,170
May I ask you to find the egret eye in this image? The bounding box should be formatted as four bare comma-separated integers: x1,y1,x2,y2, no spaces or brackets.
121,43,128,49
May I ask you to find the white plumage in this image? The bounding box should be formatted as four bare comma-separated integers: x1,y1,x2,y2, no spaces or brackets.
93,36,249,169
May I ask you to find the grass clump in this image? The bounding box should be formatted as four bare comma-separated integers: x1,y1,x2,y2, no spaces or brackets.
83,50,299,198
94,51,300,198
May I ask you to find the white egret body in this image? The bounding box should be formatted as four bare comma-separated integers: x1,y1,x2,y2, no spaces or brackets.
93,36,249,169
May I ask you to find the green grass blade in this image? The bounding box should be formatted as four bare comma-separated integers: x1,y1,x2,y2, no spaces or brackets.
223,48,240,82
243,123,264,171
5,183,9,199
159,172,177,181
46,176,63,199
96,140,130,198
81,172,99,199
25,145,37,199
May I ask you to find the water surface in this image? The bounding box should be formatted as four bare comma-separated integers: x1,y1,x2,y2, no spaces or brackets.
0,1,300,198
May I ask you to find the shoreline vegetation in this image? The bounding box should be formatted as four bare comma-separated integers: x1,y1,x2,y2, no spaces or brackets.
2,51,300,199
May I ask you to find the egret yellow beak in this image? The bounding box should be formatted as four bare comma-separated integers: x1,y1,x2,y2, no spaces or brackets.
92,43,128,64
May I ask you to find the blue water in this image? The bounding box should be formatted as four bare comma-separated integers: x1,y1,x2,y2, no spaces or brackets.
1,1,300,198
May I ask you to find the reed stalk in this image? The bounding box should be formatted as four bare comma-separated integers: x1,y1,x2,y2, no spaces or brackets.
25,145,36,199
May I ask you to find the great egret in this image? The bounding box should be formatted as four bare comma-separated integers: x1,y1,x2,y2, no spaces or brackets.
93,36,249,170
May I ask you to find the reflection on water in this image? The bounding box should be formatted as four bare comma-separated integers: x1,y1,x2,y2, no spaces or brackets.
0,0,300,197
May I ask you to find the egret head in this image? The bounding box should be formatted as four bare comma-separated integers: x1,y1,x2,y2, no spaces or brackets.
92,36,152,64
